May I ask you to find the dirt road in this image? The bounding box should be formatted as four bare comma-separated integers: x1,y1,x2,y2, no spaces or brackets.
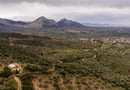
14,76,22,90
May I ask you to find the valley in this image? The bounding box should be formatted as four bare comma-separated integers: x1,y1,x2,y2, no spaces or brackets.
0,32,129,90
0,0,130,89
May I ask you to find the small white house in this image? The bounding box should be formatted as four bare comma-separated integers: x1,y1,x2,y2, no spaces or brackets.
8,63,22,72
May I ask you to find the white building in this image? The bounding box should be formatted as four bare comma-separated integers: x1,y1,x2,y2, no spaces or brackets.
8,63,22,72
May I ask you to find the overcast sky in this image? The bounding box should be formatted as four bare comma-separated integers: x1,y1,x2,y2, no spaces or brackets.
0,0,130,26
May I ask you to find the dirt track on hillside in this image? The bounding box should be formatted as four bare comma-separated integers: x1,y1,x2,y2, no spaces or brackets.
14,76,22,90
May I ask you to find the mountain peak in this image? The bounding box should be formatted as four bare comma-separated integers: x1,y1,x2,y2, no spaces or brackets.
38,16,46,19
57,18,85,28
61,18,68,21
34,16,49,22
28,16,58,28
60,18,73,22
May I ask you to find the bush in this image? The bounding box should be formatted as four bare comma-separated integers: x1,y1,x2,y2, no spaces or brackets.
1,67,12,78
20,73,33,90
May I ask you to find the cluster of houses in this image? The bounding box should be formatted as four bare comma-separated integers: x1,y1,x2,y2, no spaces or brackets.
80,37,130,43
101,37,130,43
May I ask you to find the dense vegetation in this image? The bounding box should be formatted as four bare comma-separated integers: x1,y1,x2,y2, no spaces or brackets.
0,32,129,90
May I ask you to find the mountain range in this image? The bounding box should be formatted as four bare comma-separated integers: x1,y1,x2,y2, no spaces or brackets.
0,16,85,31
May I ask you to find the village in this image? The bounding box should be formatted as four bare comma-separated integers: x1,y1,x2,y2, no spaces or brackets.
80,37,130,43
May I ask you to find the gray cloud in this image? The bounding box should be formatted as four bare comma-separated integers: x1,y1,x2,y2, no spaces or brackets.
75,14,130,25
0,0,130,7
0,0,130,26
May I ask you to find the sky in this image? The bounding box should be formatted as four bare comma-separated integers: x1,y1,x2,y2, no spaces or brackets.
0,0,130,26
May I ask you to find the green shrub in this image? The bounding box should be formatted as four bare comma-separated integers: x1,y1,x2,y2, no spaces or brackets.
1,67,12,78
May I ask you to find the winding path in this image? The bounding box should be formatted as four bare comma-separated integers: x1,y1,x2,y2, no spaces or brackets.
14,76,22,90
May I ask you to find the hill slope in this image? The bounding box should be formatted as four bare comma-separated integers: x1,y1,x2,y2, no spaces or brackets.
0,32,129,90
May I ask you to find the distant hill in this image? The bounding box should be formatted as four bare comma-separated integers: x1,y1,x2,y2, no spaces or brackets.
0,18,28,32
0,16,85,31
57,18,85,28
0,18,28,27
28,16,58,28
